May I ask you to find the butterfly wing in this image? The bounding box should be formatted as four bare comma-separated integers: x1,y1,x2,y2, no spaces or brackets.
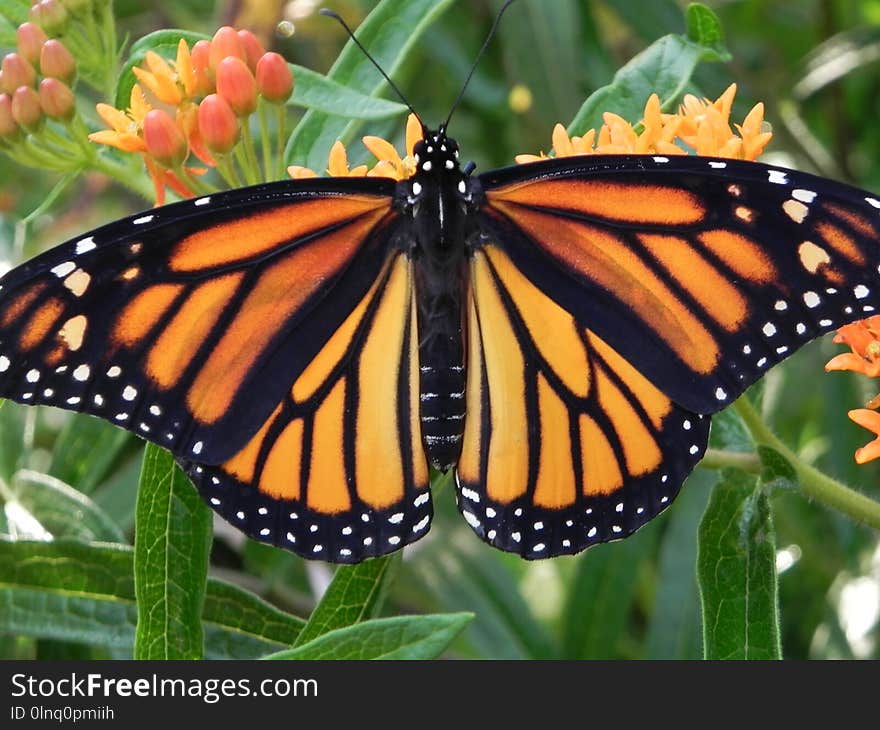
181,252,431,562
0,178,397,463
0,178,431,561
456,154,880,557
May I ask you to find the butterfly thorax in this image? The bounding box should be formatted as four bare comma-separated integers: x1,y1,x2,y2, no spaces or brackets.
397,128,477,471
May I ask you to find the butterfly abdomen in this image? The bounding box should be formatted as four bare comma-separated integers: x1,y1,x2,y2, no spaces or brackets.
419,353,466,472
415,258,466,472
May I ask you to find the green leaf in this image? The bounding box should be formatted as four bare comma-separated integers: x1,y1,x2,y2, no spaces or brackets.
285,0,456,172
293,553,400,647
0,539,305,658
48,414,136,495
7,469,125,542
645,471,714,659
757,445,799,490
405,539,557,659
697,471,781,660
0,13,17,47
114,29,211,110
264,613,473,660
567,7,730,136
561,521,661,658
685,3,727,54
0,0,30,27
289,65,408,120
133,444,212,659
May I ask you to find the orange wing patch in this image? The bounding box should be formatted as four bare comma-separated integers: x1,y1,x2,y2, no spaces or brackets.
169,195,389,272
186,210,386,425
488,179,705,225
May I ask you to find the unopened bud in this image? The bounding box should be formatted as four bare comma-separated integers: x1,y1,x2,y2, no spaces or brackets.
28,0,70,36
237,30,265,71
0,94,20,138
191,40,214,95
255,52,293,104
11,85,43,131
16,23,48,66
39,77,75,120
143,108,187,167
59,0,91,16
198,94,239,154
215,56,257,116
1,54,37,94
209,26,246,70
39,40,76,83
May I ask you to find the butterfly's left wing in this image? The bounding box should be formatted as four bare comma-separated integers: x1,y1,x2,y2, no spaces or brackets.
0,178,432,561
456,154,880,557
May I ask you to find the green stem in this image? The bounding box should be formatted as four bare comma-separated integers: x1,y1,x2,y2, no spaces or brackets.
216,155,244,189
733,397,880,531
275,104,287,180
89,153,156,201
258,101,273,182
173,166,216,197
699,448,762,474
239,123,262,185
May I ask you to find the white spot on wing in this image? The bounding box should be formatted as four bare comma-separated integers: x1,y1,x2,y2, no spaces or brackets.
133,214,155,225
51,261,76,278
803,291,821,308
75,237,96,255
793,189,817,203
768,170,789,185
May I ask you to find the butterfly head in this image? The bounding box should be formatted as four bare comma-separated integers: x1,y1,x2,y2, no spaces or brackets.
412,126,461,177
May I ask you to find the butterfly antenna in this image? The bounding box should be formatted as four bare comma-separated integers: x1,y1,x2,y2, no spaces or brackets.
319,8,425,130
444,0,517,130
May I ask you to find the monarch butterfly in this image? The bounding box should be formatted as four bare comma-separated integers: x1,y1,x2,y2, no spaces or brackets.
3,18,880,565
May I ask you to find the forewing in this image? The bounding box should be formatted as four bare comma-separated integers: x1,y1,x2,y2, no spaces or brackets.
0,178,398,464
481,155,880,414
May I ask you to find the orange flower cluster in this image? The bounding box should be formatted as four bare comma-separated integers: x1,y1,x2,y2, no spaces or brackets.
825,317,880,463
292,84,771,183
90,27,293,204
288,114,424,181
516,84,771,163
0,23,77,138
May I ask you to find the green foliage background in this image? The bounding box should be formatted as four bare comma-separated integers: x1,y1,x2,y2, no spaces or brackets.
1,0,879,660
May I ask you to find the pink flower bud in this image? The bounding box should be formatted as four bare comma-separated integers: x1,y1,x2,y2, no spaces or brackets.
16,23,48,66
255,52,293,104
1,54,37,95
198,94,239,154
0,94,20,138
28,0,69,36
209,26,245,70
190,40,214,95
215,57,257,116
143,108,187,167
38,77,75,120
237,30,265,71
39,40,76,83
11,86,43,131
